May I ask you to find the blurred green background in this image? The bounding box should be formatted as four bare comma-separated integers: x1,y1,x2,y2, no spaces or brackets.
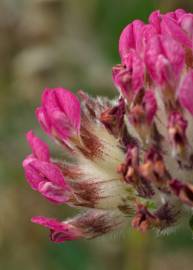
0,0,193,269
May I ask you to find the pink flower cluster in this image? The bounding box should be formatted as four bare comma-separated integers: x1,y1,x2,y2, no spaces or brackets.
23,9,193,242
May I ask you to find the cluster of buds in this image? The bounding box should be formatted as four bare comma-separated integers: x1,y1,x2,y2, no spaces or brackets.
23,9,193,242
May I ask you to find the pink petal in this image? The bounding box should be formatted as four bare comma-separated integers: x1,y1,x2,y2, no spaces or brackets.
42,89,61,118
51,111,71,140
40,88,81,141
23,156,70,188
113,51,144,100
119,20,144,60
143,90,157,124
123,50,145,91
174,9,186,20
112,66,131,97
29,159,69,188
145,35,168,84
31,216,65,230
160,35,185,76
164,9,186,21
35,107,51,134
38,181,70,204
161,16,192,48
26,131,50,162
119,23,134,60
145,35,184,85
132,20,145,54
23,156,45,190
31,216,82,242
148,10,161,33
54,88,81,132
178,71,193,115
23,157,71,203
141,24,157,48
179,13,193,40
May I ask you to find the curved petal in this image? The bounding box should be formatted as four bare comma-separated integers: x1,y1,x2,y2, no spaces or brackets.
178,71,193,115
26,131,50,162
31,216,82,242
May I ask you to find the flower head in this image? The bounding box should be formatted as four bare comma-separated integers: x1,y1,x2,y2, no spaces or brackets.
23,9,193,243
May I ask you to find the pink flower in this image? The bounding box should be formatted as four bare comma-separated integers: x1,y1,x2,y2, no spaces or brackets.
23,131,71,203
112,50,144,101
179,13,193,40
31,216,83,242
119,20,144,60
31,210,125,242
36,88,81,143
178,71,193,115
23,9,193,243
161,14,192,48
26,131,50,161
144,34,185,85
148,10,162,33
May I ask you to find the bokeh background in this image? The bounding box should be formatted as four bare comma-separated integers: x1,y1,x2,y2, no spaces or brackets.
0,0,193,269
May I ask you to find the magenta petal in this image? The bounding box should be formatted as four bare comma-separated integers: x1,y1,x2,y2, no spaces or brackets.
119,23,134,60
143,90,157,124
119,20,144,60
26,131,50,162
145,35,167,84
166,9,186,21
31,216,82,242
113,50,144,100
179,14,193,40
40,88,81,141
164,9,186,21
141,24,157,49
32,216,65,230
23,157,71,203
42,89,61,118
51,111,71,140
38,181,70,203
23,156,45,190
157,56,172,84
42,88,81,132
123,51,144,92
174,9,186,20
149,10,161,33
54,88,81,132
161,16,192,48
23,156,70,188
112,66,130,96
160,35,185,76
41,89,71,140
145,35,184,85
132,20,145,54
178,71,193,115
36,107,51,134
29,159,69,188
